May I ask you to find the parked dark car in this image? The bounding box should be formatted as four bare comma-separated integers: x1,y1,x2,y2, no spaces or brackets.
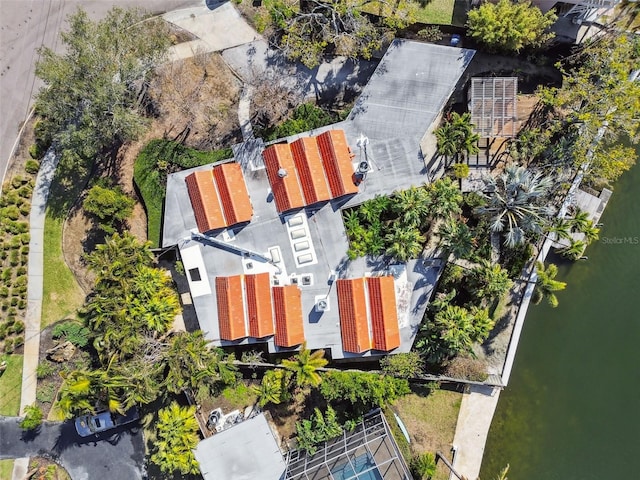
74,407,140,437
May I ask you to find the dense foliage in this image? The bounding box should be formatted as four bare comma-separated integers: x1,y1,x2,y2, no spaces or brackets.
295,406,343,454
83,183,134,234
19,404,44,431
467,0,556,53
258,0,419,68
150,402,200,475
436,112,479,164
34,8,170,192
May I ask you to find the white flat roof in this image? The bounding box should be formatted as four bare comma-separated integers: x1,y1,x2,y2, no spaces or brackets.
195,413,285,480
181,244,212,298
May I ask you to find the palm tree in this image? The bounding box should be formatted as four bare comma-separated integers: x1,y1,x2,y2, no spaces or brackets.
393,186,430,228
476,164,554,247
151,402,200,475
570,208,591,232
384,225,425,261
581,221,600,244
547,218,573,241
559,239,587,260
532,262,567,308
163,331,216,395
281,342,328,389
428,177,462,220
254,370,287,407
470,260,513,301
438,218,475,259
435,112,480,164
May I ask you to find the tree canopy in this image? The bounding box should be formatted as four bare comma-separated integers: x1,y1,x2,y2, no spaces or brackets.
261,0,419,68
34,7,169,176
467,0,556,53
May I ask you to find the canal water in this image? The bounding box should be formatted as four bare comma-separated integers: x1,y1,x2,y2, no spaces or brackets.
481,147,640,479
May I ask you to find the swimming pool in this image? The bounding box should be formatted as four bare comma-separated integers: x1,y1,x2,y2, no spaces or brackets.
331,453,383,480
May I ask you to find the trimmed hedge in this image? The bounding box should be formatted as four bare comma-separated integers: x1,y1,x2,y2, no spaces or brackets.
134,139,232,247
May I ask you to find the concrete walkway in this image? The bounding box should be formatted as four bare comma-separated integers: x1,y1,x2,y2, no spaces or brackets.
450,386,501,480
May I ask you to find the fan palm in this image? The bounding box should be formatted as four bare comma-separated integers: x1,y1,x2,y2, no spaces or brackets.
532,261,566,308
384,225,426,261
476,164,554,247
393,186,430,228
281,342,328,389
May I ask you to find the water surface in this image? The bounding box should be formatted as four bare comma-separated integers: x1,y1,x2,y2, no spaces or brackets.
481,149,640,479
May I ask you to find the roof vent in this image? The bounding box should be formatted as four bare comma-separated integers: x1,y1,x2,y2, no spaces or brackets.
357,161,370,174
315,296,330,312
277,168,288,178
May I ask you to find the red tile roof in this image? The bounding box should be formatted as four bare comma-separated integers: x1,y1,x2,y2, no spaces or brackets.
262,144,305,213
185,170,226,232
245,273,274,338
272,285,305,347
216,276,247,341
367,276,400,351
213,163,253,225
316,130,358,198
336,279,371,353
290,137,332,205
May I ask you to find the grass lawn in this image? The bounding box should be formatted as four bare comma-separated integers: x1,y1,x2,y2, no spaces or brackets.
413,0,456,25
0,459,14,480
391,386,462,480
41,214,85,329
0,354,24,416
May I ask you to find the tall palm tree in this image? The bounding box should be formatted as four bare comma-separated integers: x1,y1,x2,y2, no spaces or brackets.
163,331,217,395
532,261,567,308
581,221,600,244
476,164,554,247
281,342,328,389
437,218,475,259
385,225,426,261
570,208,591,232
253,370,287,407
559,239,587,260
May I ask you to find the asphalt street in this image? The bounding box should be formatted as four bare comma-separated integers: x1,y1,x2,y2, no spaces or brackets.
0,417,146,479
0,0,202,186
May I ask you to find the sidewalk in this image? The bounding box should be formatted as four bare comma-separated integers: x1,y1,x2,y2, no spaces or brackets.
450,385,501,480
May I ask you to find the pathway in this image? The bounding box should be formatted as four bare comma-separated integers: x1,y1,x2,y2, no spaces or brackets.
450,386,501,480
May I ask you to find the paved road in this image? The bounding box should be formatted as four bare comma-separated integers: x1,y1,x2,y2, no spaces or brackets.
0,0,202,186
0,417,146,480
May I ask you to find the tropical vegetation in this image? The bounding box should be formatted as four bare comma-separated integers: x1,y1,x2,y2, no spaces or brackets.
150,402,200,475
467,0,557,53
532,262,566,308
435,112,480,164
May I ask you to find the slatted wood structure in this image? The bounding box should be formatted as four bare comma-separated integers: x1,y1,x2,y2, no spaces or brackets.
262,129,357,213
263,143,306,212
367,276,400,351
336,279,371,353
290,137,332,205
316,130,358,198
215,276,247,340
185,164,253,233
245,272,275,338
337,276,400,353
469,77,518,138
185,170,226,232
273,285,305,347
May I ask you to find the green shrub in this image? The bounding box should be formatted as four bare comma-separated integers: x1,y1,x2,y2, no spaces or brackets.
36,383,56,404
25,159,41,173
380,352,424,378
10,297,18,306
17,299,26,310
0,286,8,298
12,321,25,334
14,275,27,287
2,205,20,221
20,405,44,431
20,245,29,255
0,323,7,340
11,176,28,189
410,452,437,480
52,321,90,347
14,335,24,348
83,184,135,234
295,406,343,454
417,26,443,42
3,337,14,354
19,203,31,216
17,185,33,199
264,103,335,141
0,251,6,260
36,361,56,379
1,300,8,311
16,266,27,276
20,233,30,245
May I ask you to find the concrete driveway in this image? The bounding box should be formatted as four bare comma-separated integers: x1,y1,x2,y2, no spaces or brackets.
0,417,146,480
0,0,202,186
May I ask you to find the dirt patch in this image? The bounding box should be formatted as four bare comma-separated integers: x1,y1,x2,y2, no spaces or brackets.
27,456,71,480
